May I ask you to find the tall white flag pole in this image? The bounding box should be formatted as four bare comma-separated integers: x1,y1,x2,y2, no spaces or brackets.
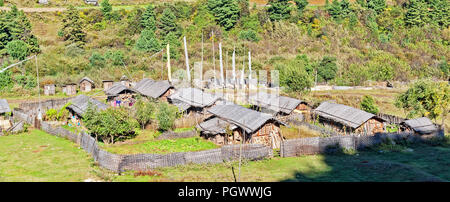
219,42,224,86
183,36,191,82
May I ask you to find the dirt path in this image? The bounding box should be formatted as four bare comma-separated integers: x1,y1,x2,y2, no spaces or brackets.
0,7,66,13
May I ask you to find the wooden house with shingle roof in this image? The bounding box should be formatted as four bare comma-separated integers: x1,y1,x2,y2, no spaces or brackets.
198,104,286,149
313,101,385,135
168,88,223,114
66,95,108,118
105,82,137,107
133,78,174,101
401,117,439,134
79,77,95,92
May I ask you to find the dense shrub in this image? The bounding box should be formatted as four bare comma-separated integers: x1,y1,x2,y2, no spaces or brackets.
360,95,379,114
317,56,338,83
156,102,178,131
238,30,260,42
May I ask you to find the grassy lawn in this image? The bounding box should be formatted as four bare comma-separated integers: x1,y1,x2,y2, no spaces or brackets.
0,129,106,182
100,128,218,154
1,129,449,182
114,141,450,182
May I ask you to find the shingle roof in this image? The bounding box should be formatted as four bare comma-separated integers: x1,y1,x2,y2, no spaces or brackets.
207,104,284,133
249,92,303,114
79,77,95,85
402,117,438,134
66,95,108,116
168,88,221,109
105,83,136,97
197,117,238,135
0,99,11,114
133,78,173,99
314,101,379,129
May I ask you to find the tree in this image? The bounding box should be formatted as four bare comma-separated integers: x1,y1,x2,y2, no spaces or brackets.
162,31,181,59
317,56,338,82
135,29,161,52
60,6,86,46
83,104,138,144
156,102,177,131
428,0,449,28
395,79,449,126
267,0,292,21
360,95,379,114
6,40,28,60
276,59,313,93
207,0,240,30
159,8,179,36
404,0,429,27
133,99,155,129
0,5,40,54
366,0,386,15
141,4,157,31
294,0,308,15
89,51,106,68
100,0,113,20
327,0,352,21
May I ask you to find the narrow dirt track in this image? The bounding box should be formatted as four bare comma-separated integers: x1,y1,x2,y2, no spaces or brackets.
0,7,66,13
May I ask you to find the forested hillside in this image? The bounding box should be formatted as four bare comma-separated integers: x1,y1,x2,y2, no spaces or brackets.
0,0,448,96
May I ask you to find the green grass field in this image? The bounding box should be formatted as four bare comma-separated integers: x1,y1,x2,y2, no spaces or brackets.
1,129,449,182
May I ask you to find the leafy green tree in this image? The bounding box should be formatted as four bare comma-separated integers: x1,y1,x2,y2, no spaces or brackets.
238,30,260,42
6,40,28,60
14,74,36,90
428,0,449,27
159,8,179,36
0,71,13,91
327,0,352,21
83,103,138,144
207,0,240,30
366,0,386,15
104,50,125,65
125,7,144,36
294,0,308,15
317,56,338,82
156,102,177,131
162,31,181,59
395,79,449,125
360,95,379,114
135,29,161,52
404,0,429,27
100,0,113,20
133,99,155,129
141,4,157,31
276,59,313,93
0,5,40,54
89,52,106,68
267,0,292,21
60,6,86,46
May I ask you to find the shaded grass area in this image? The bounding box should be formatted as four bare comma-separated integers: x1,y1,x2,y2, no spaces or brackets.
281,125,321,139
114,140,450,182
100,128,218,154
0,129,104,182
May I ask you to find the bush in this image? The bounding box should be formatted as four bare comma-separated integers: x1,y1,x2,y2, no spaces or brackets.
45,109,58,121
156,102,177,131
89,52,106,68
360,95,379,114
6,40,29,60
317,56,338,83
133,99,156,129
276,59,313,93
83,103,138,144
238,30,260,42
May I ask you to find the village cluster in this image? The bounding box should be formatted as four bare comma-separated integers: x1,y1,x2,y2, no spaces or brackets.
0,70,441,150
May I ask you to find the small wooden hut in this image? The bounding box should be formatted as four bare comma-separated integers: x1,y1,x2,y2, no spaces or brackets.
168,88,223,114
313,101,386,135
102,80,114,91
62,83,77,96
134,78,174,101
401,117,439,135
249,91,310,118
79,77,95,92
0,99,12,131
105,83,137,107
197,104,286,149
120,75,131,88
44,84,56,96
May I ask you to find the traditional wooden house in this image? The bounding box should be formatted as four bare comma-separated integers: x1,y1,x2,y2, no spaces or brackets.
0,99,12,131
197,104,286,149
79,77,95,92
44,84,56,96
105,83,137,107
62,83,77,96
313,101,386,135
401,117,439,135
249,91,310,117
66,95,108,119
102,80,114,91
133,78,174,101
120,75,132,88
167,87,223,114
